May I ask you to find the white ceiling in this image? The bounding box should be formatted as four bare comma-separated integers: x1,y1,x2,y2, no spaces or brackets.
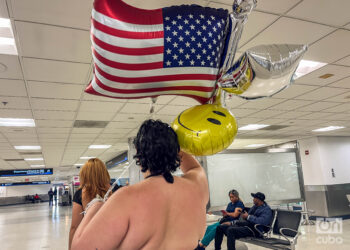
0,0,350,181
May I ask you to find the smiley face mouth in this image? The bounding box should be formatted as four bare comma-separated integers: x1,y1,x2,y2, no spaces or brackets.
177,110,227,136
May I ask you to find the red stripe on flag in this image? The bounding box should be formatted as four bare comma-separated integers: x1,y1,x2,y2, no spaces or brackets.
93,49,163,70
92,35,164,56
85,83,209,104
95,64,218,84
94,0,163,25
92,19,164,39
94,76,214,93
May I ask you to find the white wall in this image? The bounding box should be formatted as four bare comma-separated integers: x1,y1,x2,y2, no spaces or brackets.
3,184,51,197
299,136,350,185
298,137,325,185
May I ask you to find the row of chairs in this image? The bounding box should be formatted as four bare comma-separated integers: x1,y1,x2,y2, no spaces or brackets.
238,210,302,250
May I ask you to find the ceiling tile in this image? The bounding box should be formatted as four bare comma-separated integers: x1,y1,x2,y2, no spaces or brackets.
0,108,32,118
113,113,150,122
328,76,350,88
273,84,319,99
235,117,263,125
79,101,125,113
225,97,247,109
268,99,315,111
240,17,334,51
71,128,103,134
123,0,207,9
295,65,350,86
238,98,285,109
334,55,350,67
296,112,333,120
22,58,90,84
27,81,84,99
82,93,128,102
0,54,23,79
121,103,163,114
304,29,350,63
295,87,348,100
230,108,259,118
31,98,79,111
322,103,350,113
37,127,70,134
76,111,115,121
11,0,92,29
35,119,73,128
287,0,350,26
296,101,341,112
276,111,312,119
15,21,91,63
168,96,202,106
156,105,190,115
105,121,140,130
239,11,279,47
246,109,285,119
0,0,9,18
323,113,350,121
102,128,133,134
0,97,30,109
325,91,350,103
34,110,76,120
0,79,27,97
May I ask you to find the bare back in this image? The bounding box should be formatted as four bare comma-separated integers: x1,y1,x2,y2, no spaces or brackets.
116,174,208,249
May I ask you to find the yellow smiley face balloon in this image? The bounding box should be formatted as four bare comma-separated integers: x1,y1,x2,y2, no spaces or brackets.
171,104,238,156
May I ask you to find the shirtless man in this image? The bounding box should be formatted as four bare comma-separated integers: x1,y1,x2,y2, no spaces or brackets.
72,119,209,250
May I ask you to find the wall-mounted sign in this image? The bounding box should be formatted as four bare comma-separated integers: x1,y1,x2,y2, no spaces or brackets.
0,168,53,177
0,181,51,186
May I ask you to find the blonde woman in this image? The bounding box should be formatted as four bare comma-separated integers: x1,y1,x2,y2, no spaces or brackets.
69,158,111,249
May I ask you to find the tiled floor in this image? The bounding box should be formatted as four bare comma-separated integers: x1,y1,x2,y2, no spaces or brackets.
0,203,349,250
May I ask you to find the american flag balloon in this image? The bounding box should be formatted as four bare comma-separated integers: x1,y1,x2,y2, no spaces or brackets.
85,0,231,104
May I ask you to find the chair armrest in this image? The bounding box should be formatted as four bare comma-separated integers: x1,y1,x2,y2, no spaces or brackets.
279,228,300,245
254,224,271,238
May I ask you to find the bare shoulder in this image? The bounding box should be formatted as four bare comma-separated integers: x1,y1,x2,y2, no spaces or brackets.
181,167,208,198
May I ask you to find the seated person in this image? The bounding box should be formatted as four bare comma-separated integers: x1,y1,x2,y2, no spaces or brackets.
215,192,272,250
34,194,41,202
196,189,244,250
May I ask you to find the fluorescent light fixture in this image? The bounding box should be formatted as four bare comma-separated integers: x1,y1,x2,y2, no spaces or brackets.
0,118,35,127
0,37,15,46
245,144,266,148
30,165,45,168
89,145,111,149
80,156,95,159
14,146,41,150
0,18,17,55
312,126,345,132
238,124,269,131
24,158,44,161
74,164,84,166
294,60,327,79
0,18,11,28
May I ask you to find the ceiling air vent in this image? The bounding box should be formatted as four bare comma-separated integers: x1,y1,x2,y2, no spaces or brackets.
73,120,109,128
19,152,43,155
4,159,25,162
260,125,289,131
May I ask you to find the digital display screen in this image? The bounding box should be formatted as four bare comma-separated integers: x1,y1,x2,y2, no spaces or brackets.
106,151,128,169
0,181,51,186
0,168,53,177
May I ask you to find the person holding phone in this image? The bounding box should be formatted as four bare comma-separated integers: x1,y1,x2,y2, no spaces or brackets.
195,189,244,250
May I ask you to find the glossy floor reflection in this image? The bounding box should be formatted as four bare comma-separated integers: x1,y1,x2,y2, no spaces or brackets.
0,203,349,250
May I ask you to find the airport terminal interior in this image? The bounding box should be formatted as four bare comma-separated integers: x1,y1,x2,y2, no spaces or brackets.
1,0,350,249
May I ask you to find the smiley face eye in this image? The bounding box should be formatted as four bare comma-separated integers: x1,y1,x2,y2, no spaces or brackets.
207,118,221,125
213,111,226,117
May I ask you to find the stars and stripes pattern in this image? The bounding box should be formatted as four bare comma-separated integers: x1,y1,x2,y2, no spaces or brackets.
85,0,229,104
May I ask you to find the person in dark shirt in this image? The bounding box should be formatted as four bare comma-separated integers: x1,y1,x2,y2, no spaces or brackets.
48,189,54,206
215,192,273,250
195,189,244,250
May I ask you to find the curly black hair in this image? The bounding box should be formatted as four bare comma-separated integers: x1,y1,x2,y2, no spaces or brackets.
133,119,180,183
